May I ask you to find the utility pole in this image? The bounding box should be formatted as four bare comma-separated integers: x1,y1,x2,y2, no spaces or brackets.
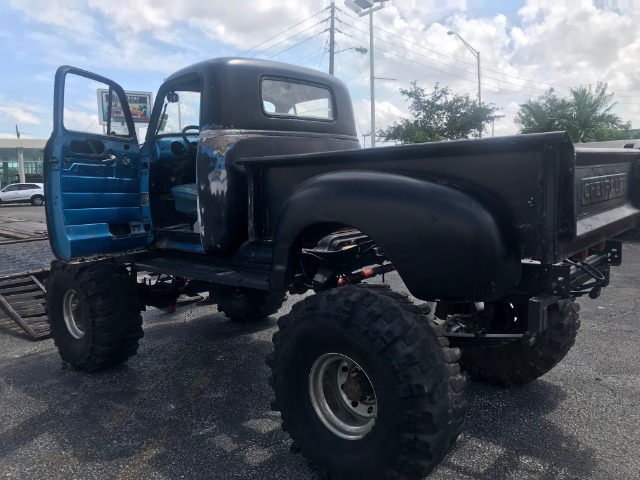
329,1,336,75
345,1,386,147
369,9,375,146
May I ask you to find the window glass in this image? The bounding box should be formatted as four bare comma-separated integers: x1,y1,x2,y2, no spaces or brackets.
5,185,19,191
63,73,131,137
261,79,334,120
156,91,201,135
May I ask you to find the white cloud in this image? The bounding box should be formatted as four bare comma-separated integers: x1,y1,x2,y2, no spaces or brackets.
10,0,99,38
0,105,42,125
62,108,103,134
5,0,640,140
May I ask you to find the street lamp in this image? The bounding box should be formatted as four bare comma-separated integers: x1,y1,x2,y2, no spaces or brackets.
335,46,368,54
345,0,387,147
447,30,482,138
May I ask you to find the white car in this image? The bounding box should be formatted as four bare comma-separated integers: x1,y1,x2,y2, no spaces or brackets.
0,183,45,206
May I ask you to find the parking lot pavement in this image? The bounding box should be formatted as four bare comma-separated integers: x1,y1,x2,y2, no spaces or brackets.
0,239,54,276
0,244,639,479
0,206,53,276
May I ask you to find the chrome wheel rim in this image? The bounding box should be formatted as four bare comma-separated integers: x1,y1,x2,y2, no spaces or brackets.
308,353,377,440
62,289,85,339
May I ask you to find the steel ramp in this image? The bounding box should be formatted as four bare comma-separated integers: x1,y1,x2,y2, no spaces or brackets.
0,270,50,340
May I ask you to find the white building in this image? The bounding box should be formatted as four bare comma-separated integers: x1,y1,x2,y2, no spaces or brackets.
0,138,47,188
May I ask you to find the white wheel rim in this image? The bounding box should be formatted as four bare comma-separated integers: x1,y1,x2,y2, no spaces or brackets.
62,289,85,339
308,353,377,440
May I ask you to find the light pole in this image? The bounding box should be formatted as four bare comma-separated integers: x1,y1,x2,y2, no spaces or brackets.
345,0,387,147
489,113,505,137
447,30,482,138
362,132,370,147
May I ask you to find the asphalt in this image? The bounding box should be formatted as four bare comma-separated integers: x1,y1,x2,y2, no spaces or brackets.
0,206,639,479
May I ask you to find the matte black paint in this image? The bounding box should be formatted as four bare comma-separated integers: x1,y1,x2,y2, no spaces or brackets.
196,131,359,254
146,58,357,141
241,132,640,271
269,171,522,302
48,59,640,307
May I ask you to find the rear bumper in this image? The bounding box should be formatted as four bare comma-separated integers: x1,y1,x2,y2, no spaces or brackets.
523,240,620,333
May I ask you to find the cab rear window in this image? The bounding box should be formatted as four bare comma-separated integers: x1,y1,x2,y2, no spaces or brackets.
261,79,334,121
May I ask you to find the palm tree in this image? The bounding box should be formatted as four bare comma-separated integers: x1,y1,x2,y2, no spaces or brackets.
514,89,568,134
515,83,629,143
563,82,624,142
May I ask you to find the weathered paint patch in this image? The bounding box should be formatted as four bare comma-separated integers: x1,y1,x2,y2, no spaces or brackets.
196,130,251,242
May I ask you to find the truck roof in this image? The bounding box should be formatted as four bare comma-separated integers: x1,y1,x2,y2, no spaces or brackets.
159,57,358,137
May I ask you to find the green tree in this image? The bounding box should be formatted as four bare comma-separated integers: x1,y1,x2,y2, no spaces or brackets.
514,88,568,133
379,82,496,144
564,83,625,142
515,82,634,143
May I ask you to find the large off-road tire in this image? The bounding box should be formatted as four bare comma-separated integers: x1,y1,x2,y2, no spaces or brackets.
460,299,580,387
267,284,467,480
212,285,285,323
46,260,144,371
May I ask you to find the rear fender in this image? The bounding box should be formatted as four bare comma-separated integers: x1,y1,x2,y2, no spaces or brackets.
271,171,521,301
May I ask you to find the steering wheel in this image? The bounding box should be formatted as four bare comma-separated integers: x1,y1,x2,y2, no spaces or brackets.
181,125,199,154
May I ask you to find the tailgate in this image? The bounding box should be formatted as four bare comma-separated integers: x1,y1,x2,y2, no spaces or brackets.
560,146,640,257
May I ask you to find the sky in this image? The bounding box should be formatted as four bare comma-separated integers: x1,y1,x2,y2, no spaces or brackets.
3,0,640,143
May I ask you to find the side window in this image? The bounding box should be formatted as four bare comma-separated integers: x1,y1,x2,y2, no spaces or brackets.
63,73,131,137
5,185,19,192
261,79,334,120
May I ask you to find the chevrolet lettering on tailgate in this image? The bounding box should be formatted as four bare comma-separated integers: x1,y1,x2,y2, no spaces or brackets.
582,173,627,205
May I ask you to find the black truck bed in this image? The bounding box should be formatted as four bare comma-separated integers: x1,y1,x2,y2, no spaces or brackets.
240,132,640,265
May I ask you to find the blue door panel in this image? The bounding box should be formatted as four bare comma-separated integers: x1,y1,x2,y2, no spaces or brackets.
66,224,149,257
62,192,140,209
60,173,141,192
45,66,153,260
63,207,142,225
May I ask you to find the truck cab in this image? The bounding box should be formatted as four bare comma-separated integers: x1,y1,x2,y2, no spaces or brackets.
45,58,359,261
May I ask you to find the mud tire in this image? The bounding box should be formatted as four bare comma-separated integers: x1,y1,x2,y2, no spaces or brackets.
213,286,285,323
460,299,580,387
46,260,143,371
267,284,467,479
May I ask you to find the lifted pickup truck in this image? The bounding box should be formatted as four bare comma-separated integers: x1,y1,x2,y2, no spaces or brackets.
44,58,640,479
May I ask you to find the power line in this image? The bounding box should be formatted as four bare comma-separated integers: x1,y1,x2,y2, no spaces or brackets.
267,29,328,60
339,31,370,96
289,45,326,66
337,23,640,101
238,9,326,56
338,8,478,68
336,28,529,97
335,32,371,134
252,19,328,58
374,44,533,98
317,33,330,70
338,9,640,95
338,18,551,95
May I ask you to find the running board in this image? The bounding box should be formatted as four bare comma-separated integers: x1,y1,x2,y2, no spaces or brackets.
133,257,270,290
0,270,50,340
